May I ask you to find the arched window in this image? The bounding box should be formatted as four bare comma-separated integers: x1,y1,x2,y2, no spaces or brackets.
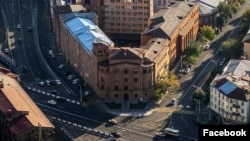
124,69,128,74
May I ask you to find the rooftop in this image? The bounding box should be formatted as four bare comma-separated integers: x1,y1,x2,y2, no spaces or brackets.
64,15,114,56
242,28,250,43
0,68,54,135
143,1,197,38
211,59,250,101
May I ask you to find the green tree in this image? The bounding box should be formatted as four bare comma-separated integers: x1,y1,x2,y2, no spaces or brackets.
200,25,215,41
192,87,205,100
184,55,199,65
216,16,226,27
185,41,202,56
242,8,250,21
154,73,180,100
221,38,242,59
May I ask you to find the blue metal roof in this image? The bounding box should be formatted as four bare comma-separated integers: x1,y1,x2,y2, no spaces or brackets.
64,17,114,56
219,81,237,95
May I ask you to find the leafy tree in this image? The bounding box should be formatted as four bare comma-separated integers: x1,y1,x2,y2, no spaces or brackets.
200,25,215,41
184,55,199,65
242,8,250,21
238,0,246,5
185,41,202,56
154,73,180,100
221,38,242,59
192,87,205,100
216,16,226,27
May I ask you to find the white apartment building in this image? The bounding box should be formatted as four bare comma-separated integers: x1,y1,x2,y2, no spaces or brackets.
210,59,250,124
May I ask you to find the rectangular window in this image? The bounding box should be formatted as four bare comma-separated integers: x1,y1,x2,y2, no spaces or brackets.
115,85,118,90
134,78,138,82
124,85,128,90
124,78,128,82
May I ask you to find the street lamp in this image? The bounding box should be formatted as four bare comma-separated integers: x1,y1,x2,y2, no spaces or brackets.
193,85,201,120
79,84,82,102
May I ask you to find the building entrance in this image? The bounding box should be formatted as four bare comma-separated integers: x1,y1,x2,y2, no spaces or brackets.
124,93,128,100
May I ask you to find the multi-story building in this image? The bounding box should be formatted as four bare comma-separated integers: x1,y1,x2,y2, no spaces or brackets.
0,67,54,141
141,1,199,69
58,12,115,94
242,28,250,60
53,1,199,100
153,0,172,12
210,59,250,124
102,0,154,41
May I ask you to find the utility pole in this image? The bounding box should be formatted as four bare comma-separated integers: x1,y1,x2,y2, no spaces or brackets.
38,122,42,141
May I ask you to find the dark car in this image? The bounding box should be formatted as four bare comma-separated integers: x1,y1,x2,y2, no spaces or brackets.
23,66,28,73
111,132,122,138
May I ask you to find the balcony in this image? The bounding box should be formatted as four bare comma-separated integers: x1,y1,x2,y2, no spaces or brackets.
232,104,241,109
232,112,240,116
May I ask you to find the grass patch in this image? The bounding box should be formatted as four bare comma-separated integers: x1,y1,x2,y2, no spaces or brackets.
130,102,148,109
105,102,121,109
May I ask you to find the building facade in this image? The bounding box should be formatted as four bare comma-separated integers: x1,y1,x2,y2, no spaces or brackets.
0,67,54,141
242,28,250,60
210,59,250,124
102,0,154,41
141,1,199,70
53,1,199,100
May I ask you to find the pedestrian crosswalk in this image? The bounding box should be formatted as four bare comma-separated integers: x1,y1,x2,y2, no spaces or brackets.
154,107,195,114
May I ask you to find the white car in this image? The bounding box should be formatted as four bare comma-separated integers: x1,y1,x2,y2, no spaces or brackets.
4,48,9,53
84,91,90,96
67,74,76,80
108,119,118,124
55,79,62,85
204,44,210,50
72,78,79,84
48,100,56,105
16,24,21,29
58,64,65,69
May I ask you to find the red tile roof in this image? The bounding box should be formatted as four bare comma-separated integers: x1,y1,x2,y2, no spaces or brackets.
0,67,54,135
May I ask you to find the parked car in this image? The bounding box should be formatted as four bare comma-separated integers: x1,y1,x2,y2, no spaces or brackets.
183,67,191,74
204,44,210,50
4,48,9,53
58,64,65,69
67,74,76,80
84,90,90,96
45,80,51,85
156,132,165,137
108,119,118,125
111,132,122,138
55,79,62,85
72,78,79,84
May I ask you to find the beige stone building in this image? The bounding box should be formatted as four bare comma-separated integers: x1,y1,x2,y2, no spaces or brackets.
103,0,154,40
141,1,199,70
242,28,250,60
53,1,199,100
0,67,54,141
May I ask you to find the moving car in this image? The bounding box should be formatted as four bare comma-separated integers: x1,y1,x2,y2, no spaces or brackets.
48,100,56,105
16,24,21,29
